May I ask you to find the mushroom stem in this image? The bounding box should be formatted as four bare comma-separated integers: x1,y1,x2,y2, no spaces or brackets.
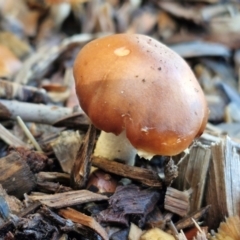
93,131,137,166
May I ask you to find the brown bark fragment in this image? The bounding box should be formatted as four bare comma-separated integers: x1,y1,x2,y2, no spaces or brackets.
92,156,162,188
205,136,240,229
175,143,211,213
36,171,70,185
70,124,96,189
98,185,161,228
59,207,109,240
36,181,72,194
0,152,36,199
164,187,190,217
11,147,49,173
175,205,211,231
28,189,108,208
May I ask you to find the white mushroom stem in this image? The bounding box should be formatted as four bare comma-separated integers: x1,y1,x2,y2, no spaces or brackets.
93,131,137,166
137,149,155,160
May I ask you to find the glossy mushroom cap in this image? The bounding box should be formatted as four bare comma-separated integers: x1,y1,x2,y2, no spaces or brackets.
73,34,208,156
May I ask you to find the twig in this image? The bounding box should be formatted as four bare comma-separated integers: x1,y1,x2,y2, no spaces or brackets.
0,79,50,103
175,205,211,230
178,230,188,240
0,99,84,125
16,116,43,152
192,218,203,233
167,220,179,240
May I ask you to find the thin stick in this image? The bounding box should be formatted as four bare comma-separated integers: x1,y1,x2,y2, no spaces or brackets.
167,220,179,240
179,230,188,240
16,116,43,152
0,99,82,125
192,218,203,233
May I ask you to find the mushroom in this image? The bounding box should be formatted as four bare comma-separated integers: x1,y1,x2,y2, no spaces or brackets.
73,33,208,165
86,169,118,194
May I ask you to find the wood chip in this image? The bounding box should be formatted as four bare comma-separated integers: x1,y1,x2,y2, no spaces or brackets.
0,184,23,218
70,124,96,189
205,136,240,229
175,205,211,231
164,187,190,217
0,123,28,147
51,130,83,173
176,143,211,213
36,181,72,194
28,190,108,208
92,156,162,187
0,152,36,199
59,207,109,240
36,171,70,184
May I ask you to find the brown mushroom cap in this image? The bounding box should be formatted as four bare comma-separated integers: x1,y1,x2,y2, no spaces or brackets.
73,34,208,156
86,169,118,194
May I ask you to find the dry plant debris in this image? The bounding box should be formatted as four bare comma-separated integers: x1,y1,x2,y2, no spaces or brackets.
164,187,190,217
209,216,240,240
59,207,109,240
98,184,161,228
28,189,108,208
0,0,240,239
140,228,175,240
92,155,163,187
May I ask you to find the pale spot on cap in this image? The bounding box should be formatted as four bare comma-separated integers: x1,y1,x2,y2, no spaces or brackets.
114,47,130,56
